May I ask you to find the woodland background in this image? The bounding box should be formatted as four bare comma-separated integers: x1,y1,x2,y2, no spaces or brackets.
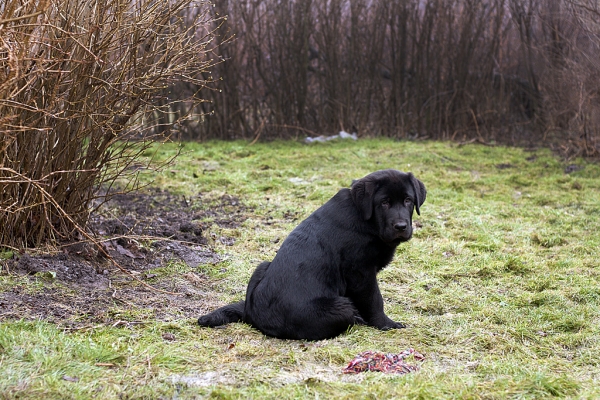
1,0,599,247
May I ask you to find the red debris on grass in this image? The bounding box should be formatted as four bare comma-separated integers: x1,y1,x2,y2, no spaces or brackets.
343,349,425,374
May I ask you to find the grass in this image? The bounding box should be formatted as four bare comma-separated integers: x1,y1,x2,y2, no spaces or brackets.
1,138,600,399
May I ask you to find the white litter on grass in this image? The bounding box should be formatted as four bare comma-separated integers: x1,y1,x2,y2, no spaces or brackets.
170,372,229,387
304,130,358,143
288,177,309,185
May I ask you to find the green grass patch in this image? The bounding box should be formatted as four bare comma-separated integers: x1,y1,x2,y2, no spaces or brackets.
2,139,600,398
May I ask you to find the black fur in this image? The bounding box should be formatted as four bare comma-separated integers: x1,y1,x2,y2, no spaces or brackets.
198,169,426,340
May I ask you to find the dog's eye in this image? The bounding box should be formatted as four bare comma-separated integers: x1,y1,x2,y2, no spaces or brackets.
381,198,390,207
404,198,413,206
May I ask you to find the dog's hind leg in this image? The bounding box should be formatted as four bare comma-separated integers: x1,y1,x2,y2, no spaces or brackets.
279,297,359,340
246,261,271,294
197,301,245,327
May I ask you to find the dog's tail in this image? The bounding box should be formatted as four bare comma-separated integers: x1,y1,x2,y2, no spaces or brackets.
197,301,245,327
198,261,272,329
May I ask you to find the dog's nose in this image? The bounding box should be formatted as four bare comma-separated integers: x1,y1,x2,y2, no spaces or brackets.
393,222,408,231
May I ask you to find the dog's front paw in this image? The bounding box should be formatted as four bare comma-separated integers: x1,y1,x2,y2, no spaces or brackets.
376,318,406,330
387,320,406,330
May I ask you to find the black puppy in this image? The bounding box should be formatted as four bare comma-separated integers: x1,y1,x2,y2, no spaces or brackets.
198,169,426,340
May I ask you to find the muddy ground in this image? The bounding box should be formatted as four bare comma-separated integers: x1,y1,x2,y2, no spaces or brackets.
0,189,250,328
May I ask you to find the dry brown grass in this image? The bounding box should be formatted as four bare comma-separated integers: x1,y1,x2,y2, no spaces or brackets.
0,0,221,248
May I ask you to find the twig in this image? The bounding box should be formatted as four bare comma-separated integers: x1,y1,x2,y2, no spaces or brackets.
470,108,484,143
249,116,268,145
0,11,45,25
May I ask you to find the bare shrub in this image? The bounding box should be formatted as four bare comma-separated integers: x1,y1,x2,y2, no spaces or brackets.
0,0,221,248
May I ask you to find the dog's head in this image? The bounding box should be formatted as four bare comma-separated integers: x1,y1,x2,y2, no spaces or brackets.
351,169,426,245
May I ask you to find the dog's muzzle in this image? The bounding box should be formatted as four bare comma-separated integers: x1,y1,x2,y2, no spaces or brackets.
384,220,412,243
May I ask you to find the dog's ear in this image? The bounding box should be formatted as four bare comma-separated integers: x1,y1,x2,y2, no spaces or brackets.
351,177,377,220
408,173,426,215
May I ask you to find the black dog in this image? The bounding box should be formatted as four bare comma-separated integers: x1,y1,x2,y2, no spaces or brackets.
198,169,426,340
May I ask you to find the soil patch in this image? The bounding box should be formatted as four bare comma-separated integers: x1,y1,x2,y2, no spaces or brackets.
0,189,250,327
